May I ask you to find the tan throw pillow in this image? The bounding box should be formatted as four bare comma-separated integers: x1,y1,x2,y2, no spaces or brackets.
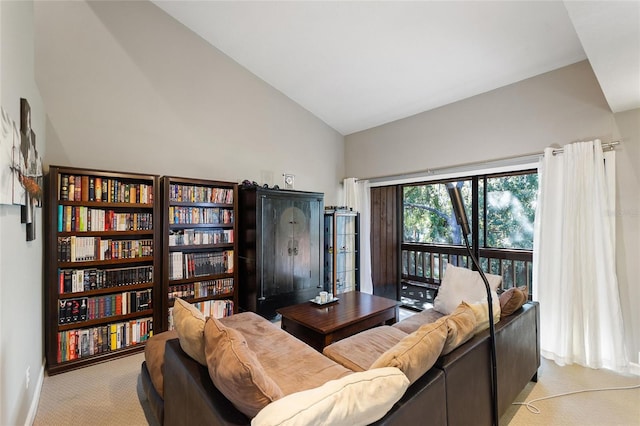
204,317,284,418
499,286,528,317
251,367,409,426
438,302,477,355
172,298,207,365
370,320,447,384
433,264,502,315
463,299,501,335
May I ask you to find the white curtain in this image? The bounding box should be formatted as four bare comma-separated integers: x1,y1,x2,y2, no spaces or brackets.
344,178,373,294
533,139,628,373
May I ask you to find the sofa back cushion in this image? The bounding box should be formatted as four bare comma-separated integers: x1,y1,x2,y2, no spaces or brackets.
173,298,207,365
433,264,502,315
439,302,477,355
370,320,447,384
322,326,408,372
204,317,284,418
463,299,501,335
499,285,529,317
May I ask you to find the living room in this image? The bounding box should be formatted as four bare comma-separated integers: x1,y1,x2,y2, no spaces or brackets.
1,1,639,425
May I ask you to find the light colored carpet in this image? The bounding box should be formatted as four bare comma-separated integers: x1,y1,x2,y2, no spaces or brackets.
32,333,639,425
33,352,152,426
502,357,640,426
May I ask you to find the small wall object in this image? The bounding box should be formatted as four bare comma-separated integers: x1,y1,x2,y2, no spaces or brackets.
0,107,17,205
18,98,43,241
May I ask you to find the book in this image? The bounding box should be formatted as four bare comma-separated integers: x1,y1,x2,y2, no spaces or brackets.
95,177,102,202
74,175,81,201
68,175,75,202
88,177,95,201
81,176,89,202
60,175,69,201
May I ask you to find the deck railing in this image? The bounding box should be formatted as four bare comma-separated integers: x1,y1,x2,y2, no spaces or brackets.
400,243,533,310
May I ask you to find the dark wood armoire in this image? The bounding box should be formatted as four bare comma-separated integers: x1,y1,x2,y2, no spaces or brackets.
238,187,324,319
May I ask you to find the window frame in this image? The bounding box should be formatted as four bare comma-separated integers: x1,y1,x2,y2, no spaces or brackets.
400,168,537,303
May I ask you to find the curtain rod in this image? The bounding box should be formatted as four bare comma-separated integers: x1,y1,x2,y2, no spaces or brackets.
356,140,621,183
552,140,619,155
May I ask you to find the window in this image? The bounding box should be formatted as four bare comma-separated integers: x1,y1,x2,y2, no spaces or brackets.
403,180,473,245
400,170,537,310
481,173,537,249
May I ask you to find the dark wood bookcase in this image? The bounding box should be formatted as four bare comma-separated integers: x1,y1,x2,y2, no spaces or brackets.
161,177,238,331
44,166,161,375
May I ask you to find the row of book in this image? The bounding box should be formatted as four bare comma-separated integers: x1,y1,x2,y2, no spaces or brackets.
59,174,154,204
169,184,233,204
167,278,234,301
168,206,233,225
58,265,154,294
57,206,153,232
167,300,233,330
168,250,234,280
57,317,153,363
168,228,233,246
57,236,154,262
58,289,152,324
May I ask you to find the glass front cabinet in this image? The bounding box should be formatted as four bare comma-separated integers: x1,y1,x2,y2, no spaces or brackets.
324,208,360,295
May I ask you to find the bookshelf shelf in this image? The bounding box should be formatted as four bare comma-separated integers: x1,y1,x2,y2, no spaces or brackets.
59,201,154,209
58,256,155,268
167,272,234,285
168,292,235,307
161,176,238,331
57,230,155,237
168,243,234,251
168,223,234,229
58,309,154,331
59,282,154,298
45,165,160,375
46,344,145,376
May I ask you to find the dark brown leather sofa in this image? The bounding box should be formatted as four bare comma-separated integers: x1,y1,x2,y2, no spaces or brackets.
141,301,539,426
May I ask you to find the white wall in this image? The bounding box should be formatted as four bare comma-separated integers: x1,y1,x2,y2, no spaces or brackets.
0,1,46,425
35,0,344,204
345,61,640,365
612,108,640,366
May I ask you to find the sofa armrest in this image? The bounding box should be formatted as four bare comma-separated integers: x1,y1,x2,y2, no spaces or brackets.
163,338,249,426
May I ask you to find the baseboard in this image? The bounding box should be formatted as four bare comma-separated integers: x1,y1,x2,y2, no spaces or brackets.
629,361,640,376
24,359,45,426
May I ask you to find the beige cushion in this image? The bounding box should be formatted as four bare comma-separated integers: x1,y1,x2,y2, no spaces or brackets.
393,308,445,334
322,326,408,371
370,320,447,384
433,264,502,315
463,299,501,335
221,311,351,395
204,317,284,418
251,367,409,426
438,302,477,355
143,330,178,398
172,298,207,365
499,286,528,317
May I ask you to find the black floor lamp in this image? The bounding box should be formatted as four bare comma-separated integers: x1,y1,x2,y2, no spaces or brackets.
446,183,499,426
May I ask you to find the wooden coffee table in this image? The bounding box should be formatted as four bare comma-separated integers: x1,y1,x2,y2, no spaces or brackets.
276,291,399,352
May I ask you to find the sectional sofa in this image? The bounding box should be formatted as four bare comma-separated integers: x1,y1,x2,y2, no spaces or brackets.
140,296,540,425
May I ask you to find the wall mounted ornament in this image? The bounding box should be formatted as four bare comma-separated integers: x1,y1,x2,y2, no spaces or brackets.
0,107,16,205
17,98,43,241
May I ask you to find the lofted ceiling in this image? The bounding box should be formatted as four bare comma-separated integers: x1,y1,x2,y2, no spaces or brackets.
152,1,640,136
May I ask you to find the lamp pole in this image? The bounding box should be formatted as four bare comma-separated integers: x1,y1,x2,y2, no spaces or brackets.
447,183,499,426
